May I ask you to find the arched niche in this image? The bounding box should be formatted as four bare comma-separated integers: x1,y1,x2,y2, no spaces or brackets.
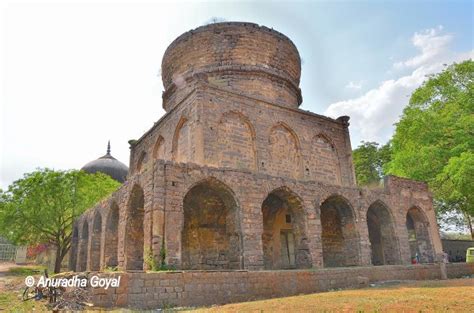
125,184,145,270
406,206,434,263
261,187,311,269
89,212,102,271
104,202,119,268
320,195,360,267
182,178,242,270
366,201,400,265
78,221,89,271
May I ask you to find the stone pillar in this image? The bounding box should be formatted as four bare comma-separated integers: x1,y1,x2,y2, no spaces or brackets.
356,202,373,266
304,196,323,268
240,199,265,270
163,164,186,269
152,162,166,267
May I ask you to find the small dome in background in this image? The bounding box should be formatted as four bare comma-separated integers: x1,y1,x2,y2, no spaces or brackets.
81,141,128,183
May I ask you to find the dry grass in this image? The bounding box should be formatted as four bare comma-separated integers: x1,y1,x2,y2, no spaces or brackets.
188,279,474,313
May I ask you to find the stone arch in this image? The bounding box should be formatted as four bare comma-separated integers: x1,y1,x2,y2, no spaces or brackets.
406,206,434,263
70,225,79,271
172,116,190,162
152,135,165,160
320,195,360,267
90,211,102,271
366,201,401,265
217,111,257,171
307,133,342,185
136,151,147,172
125,184,145,270
104,202,119,268
77,221,89,271
267,122,302,179
261,187,311,269
182,178,243,270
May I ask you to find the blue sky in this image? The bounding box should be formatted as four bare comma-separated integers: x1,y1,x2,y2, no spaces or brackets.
1,0,473,188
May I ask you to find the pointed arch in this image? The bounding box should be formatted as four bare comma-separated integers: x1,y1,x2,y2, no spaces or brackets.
125,184,145,270
307,132,342,185
136,151,147,172
320,194,360,267
217,111,258,170
406,206,434,263
77,220,89,271
104,201,119,268
182,177,243,270
152,135,165,160
261,186,311,269
172,116,190,162
267,122,302,179
366,200,401,265
90,211,102,271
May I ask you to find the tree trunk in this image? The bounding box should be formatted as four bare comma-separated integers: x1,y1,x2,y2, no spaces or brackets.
54,244,63,274
468,215,474,240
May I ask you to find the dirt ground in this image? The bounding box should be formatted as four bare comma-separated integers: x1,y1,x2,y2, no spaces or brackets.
189,278,474,313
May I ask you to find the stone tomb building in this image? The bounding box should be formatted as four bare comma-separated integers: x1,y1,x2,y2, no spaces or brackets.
70,22,442,274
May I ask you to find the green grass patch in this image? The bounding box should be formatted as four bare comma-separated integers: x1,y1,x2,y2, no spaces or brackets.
8,265,46,276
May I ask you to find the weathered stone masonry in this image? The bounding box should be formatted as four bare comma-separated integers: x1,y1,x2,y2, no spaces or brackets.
70,22,448,294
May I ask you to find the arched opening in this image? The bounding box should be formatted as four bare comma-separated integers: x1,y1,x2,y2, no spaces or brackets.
78,221,89,271
90,212,102,271
406,207,434,263
153,135,165,160
182,179,242,270
173,117,190,163
125,185,145,270
261,187,311,269
104,202,119,268
136,151,147,172
366,201,400,265
70,226,79,271
320,196,360,267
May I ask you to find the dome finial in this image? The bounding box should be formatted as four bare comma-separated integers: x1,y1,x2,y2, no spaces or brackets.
107,140,111,155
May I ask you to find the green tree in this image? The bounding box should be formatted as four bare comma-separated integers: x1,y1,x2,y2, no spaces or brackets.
0,169,120,272
386,60,474,238
352,141,391,186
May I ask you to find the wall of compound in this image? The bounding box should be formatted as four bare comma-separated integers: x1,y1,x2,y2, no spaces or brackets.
87,263,474,309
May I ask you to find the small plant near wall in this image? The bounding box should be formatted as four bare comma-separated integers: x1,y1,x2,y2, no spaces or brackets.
144,247,159,271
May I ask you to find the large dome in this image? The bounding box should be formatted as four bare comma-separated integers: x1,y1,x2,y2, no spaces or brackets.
81,142,128,183
161,22,302,111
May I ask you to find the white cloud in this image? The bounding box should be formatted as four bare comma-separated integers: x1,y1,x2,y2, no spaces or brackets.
393,25,452,69
325,26,473,146
345,80,364,90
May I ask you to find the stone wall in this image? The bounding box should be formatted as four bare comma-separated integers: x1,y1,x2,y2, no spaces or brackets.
442,239,474,262
71,161,442,273
88,263,474,309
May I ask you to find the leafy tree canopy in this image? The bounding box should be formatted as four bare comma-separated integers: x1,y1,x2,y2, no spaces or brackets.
386,60,474,236
353,141,391,187
0,168,120,272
